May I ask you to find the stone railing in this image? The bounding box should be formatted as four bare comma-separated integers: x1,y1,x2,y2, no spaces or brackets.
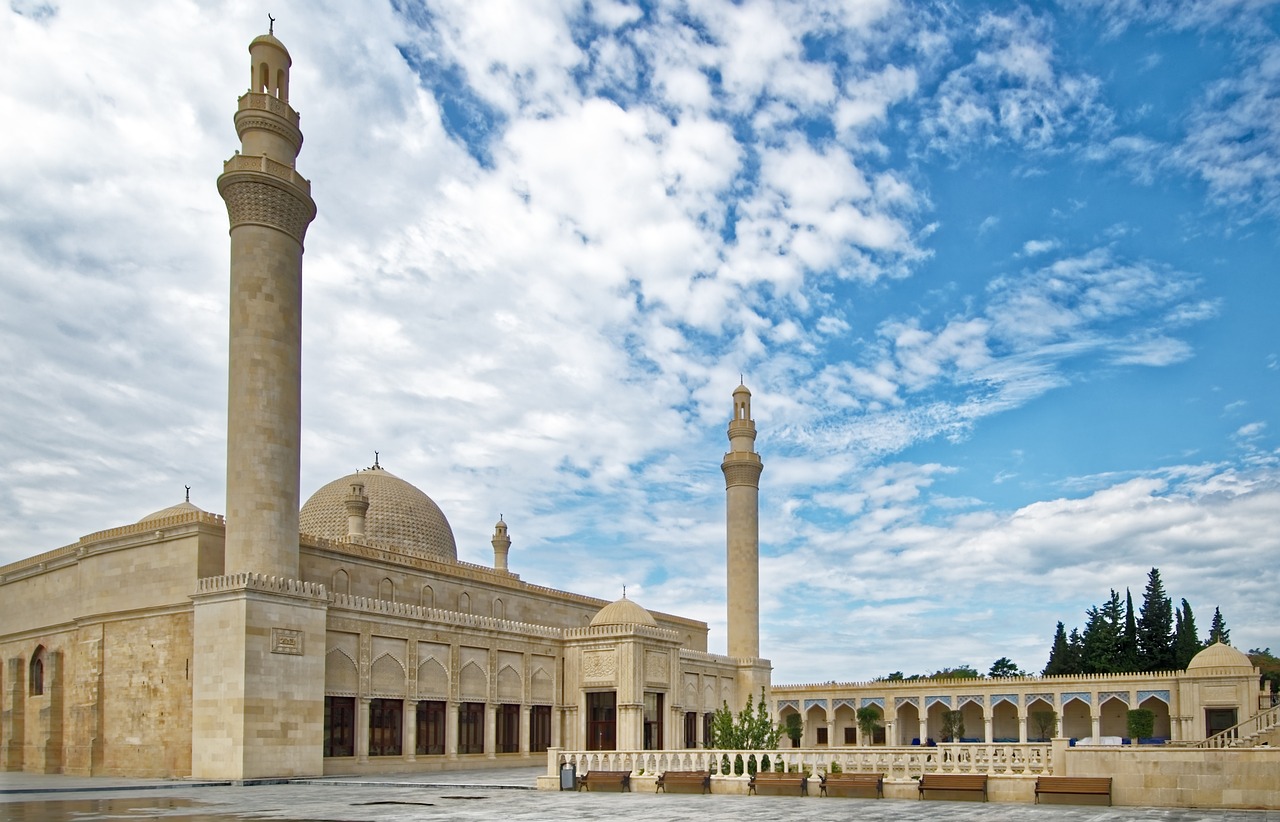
553,743,1051,779
237,91,300,125
222,153,311,194
1195,703,1280,748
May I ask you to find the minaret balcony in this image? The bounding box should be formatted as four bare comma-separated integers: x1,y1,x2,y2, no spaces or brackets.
221,153,312,196
236,91,300,126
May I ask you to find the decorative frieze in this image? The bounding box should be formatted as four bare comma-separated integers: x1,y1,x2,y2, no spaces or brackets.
270,628,303,655
219,177,315,244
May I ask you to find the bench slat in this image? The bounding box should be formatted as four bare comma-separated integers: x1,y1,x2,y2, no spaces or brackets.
1035,776,1111,805
918,773,988,801
748,771,808,796
820,772,884,798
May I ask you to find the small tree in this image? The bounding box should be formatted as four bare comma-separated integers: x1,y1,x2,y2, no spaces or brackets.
1031,710,1058,741
988,657,1023,678
782,713,802,748
940,709,965,743
855,706,882,745
1127,708,1155,742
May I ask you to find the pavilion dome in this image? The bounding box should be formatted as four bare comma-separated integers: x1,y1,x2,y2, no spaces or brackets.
590,596,658,628
1187,642,1253,672
299,465,457,561
138,499,205,523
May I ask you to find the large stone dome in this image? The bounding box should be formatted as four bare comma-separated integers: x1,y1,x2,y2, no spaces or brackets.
300,465,457,561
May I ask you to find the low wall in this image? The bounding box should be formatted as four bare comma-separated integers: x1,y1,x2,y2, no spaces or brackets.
1065,746,1279,809
541,745,1280,808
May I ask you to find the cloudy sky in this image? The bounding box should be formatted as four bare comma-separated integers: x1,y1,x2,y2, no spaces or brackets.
2,0,1277,683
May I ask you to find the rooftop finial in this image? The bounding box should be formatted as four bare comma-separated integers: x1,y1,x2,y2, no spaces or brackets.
622,585,627,599
268,13,275,35
373,451,380,469
185,485,191,502
740,373,744,385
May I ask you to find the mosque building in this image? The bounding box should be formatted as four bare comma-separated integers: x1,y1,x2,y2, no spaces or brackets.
0,30,1267,782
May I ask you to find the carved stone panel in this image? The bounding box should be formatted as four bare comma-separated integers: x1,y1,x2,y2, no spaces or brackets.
582,650,616,682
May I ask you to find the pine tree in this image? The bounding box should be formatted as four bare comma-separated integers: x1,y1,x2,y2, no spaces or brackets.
1208,607,1231,645
1173,599,1203,669
1043,622,1073,675
1067,627,1084,674
1081,590,1124,673
1137,568,1175,671
1118,588,1139,671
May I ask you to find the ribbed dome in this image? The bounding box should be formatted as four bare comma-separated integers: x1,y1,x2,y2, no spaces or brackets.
590,596,657,627
299,466,457,561
138,500,204,523
1187,642,1253,671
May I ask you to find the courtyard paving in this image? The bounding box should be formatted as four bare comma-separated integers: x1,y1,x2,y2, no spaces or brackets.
2,767,1277,821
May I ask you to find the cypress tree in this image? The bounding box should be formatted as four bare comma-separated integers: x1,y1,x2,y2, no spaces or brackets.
1137,568,1175,671
1081,590,1124,673
1067,627,1084,674
1043,622,1072,675
1173,599,1203,668
1118,588,1139,671
1208,607,1231,645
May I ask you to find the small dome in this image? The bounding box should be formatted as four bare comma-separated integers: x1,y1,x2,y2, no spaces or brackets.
249,33,291,58
590,596,658,628
1187,642,1253,671
300,466,457,561
138,500,204,523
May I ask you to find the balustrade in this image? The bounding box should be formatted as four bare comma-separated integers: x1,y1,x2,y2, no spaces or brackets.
554,743,1050,779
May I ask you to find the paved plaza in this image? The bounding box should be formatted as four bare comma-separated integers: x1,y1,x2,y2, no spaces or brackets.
3,768,1278,822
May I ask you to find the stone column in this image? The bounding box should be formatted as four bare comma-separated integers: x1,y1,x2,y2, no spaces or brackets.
1090,713,1101,740
919,717,928,745
356,697,370,763
485,703,497,758
520,705,531,755
404,700,417,761
445,700,459,758
2,657,24,771
983,715,992,743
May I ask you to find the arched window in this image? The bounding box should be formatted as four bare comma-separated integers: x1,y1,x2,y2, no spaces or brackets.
421,585,434,609
258,62,269,94
332,568,350,595
276,68,288,101
493,598,504,620
30,645,45,696
378,578,394,602
459,591,471,613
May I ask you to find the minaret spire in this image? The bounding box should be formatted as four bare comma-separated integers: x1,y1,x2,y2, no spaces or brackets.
722,382,763,660
218,30,316,576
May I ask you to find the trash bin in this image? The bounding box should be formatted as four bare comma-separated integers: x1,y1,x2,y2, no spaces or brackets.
560,762,577,791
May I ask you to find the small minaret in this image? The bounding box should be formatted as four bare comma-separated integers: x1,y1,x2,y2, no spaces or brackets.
491,516,511,573
722,382,763,659
344,481,369,540
218,30,317,577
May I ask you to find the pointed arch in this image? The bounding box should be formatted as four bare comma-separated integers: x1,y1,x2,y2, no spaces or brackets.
458,591,471,613
492,598,504,619
420,585,434,609
30,645,45,696
378,578,394,602
497,664,522,701
418,657,448,698
331,568,350,595
459,661,487,700
325,648,358,695
371,653,406,696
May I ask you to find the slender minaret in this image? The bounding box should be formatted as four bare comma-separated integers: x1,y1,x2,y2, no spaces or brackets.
722,382,763,659
217,31,316,577
491,516,511,572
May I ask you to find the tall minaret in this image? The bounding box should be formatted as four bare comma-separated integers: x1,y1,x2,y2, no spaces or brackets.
217,30,316,577
722,382,763,659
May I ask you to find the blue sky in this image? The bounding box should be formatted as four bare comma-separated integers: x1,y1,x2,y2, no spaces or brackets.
1,0,1277,683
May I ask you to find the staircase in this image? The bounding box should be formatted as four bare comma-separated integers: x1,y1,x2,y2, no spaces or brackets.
1195,702,1280,748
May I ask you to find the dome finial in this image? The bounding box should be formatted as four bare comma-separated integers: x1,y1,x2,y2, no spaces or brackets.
185,485,191,502
373,450,380,469
268,13,275,35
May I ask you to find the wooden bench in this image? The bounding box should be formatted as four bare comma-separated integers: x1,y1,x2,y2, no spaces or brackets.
819,772,884,798
577,770,631,792
748,770,808,795
918,773,988,801
655,770,711,793
1035,776,1112,804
